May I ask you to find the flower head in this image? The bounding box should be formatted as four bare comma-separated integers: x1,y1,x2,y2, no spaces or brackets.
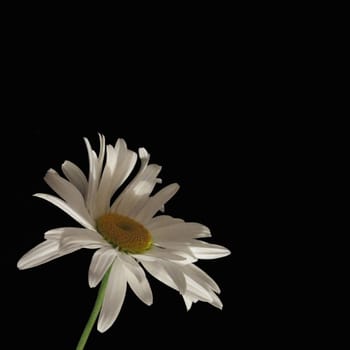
18,134,230,333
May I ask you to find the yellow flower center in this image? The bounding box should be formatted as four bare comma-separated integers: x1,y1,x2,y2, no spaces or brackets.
96,213,152,254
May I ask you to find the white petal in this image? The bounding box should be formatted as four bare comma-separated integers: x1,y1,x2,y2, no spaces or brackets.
98,134,106,159
127,271,153,306
60,228,108,250
98,258,127,333
182,264,220,293
182,291,201,306
135,183,180,224
183,294,194,311
111,164,161,216
141,260,177,290
84,135,105,218
61,160,88,197
161,261,187,295
110,139,137,193
189,241,231,259
95,145,118,216
208,291,223,310
128,164,162,197
44,169,91,219
17,239,83,270
146,215,184,230
184,275,213,302
151,222,211,243
144,260,214,301
162,249,197,264
130,254,159,262
34,193,95,230
124,165,162,218
138,147,150,170
17,240,59,270
118,253,144,281
89,247,117,288
120,254,153,305
84,137,98,214
110,146,156,214
152,242,197,264
96,140,137,218
44,227,66,240
140,246,187,261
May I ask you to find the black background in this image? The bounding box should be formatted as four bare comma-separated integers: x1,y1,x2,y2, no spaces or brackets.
1,12,273,349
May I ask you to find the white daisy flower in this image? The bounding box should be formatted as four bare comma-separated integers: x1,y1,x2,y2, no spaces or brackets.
17,134,230,342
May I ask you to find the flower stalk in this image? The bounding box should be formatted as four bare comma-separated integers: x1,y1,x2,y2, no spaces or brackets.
76,268,111,350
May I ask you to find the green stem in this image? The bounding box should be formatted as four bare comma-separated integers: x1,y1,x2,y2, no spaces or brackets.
76,269,111,350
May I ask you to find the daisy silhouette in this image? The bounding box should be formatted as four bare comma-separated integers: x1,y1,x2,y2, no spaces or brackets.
17,134,230,349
